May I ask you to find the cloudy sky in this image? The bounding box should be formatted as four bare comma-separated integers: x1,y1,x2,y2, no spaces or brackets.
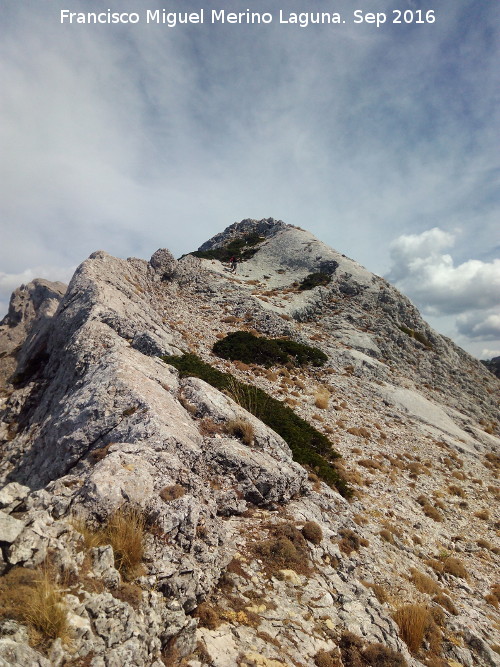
1,0,499,358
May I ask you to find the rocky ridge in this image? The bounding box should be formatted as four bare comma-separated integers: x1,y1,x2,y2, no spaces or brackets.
0,219,498,667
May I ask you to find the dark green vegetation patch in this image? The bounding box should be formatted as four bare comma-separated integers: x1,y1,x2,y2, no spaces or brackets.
163,353,351,498
298,272,332,291
213,331,327,368
190,233,263,262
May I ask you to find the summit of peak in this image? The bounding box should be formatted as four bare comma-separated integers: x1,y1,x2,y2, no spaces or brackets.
198,217,289,251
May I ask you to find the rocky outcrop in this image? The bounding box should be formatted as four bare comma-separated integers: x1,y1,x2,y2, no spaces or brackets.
0,219,498,666
0,279,66,389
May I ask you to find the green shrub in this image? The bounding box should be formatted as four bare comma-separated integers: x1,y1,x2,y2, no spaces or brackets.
298,272,332,291
164,353,351,497
212,331,327,367
189,232,263,262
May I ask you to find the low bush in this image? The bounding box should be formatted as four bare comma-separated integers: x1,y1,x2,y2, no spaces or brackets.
338,631,407,666
302,521,323,544
213,330,327,367
314,650,338,667
193,602,221,629
255,523,309,574
338,528,361,554
189,232,263,262
298,272,332,291
165,354,351,497
160,484,186,501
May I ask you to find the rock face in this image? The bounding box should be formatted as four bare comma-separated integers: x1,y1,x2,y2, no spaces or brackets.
0,219,499,666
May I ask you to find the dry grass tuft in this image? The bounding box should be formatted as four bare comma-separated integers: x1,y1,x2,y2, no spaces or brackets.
254,522,309,575
0,567,69,647
72,507,145,580
314,649,339,667
379,529,395,545
422,504,443,522
362,581,388,604
338,631,407,666
447,484,466,498
314,389,330,410
26,569,70,644
474,508,490,520
226,417,254,445
442,557,467,579
410,569,441,595
393,604,431,654
338,528,361,554
348,427,371,439
432,593,458,615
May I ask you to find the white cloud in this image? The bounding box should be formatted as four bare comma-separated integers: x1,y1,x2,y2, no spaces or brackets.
457,311,500,341
386,227,500,357
480,348,500,360
387,228,500,315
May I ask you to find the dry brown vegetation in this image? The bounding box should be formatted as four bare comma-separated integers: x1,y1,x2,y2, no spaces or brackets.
361,581,388,604
422,504,443,522
314,389,330,409
442,557,467,579
72,506,145,580
254,522,310,575
338,631,407,666
193,602,221,629
302,521,323,544
0,566,69,648
410,569,441,595
447,484,466,497
432,593,458,615
160,484,186,501
393,604,431,654
348,427,371,439
338,528,362,554
226,417,255,445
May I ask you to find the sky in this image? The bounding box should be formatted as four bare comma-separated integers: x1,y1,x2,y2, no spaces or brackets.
1,0,499,359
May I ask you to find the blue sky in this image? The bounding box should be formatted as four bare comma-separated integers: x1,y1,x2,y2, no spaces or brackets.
1,0,499,358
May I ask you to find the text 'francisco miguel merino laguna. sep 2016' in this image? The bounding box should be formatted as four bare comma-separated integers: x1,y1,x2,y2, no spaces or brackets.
60,8,437,28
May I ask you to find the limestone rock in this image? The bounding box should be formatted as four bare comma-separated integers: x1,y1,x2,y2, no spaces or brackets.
0,512,24,543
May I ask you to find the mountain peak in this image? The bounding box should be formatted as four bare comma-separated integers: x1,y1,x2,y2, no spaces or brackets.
0,219,499,666
198,217,288,251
